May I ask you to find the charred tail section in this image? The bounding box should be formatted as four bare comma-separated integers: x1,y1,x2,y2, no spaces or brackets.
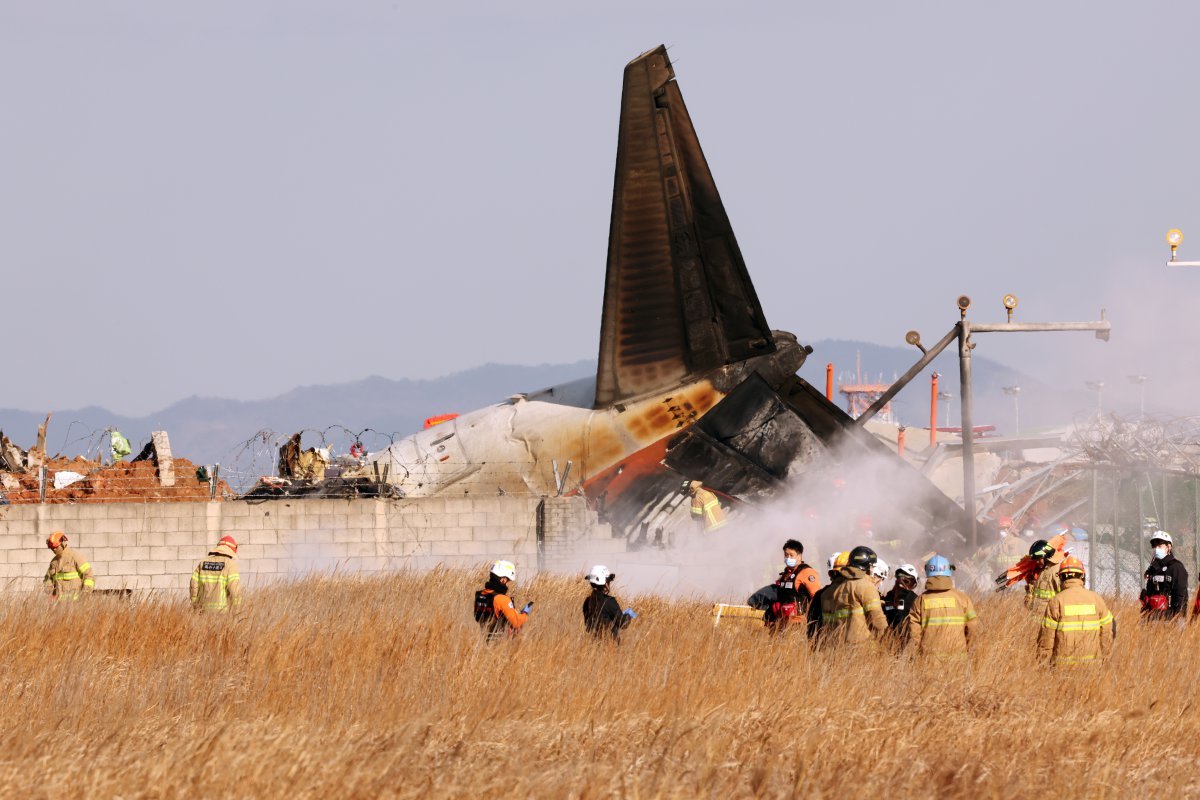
595,45,776,409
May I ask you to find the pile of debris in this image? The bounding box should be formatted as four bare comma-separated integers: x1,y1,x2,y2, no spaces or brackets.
240,431,402,501
0,420,231,504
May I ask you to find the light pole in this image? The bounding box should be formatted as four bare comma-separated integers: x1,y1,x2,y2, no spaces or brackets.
1085,381,1105,418
1128,375,1149,418
1165,228,1200,266
854,294,1110,550
1003,385,1021,434
938,391,954,429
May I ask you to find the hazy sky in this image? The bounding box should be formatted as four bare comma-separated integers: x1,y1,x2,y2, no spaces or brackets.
4,2,1199,416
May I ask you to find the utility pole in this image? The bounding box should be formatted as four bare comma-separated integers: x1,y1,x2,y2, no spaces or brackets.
1002,385,1021,434
1085,381,1105,418
1128,374,1149,418
854,293,1110,551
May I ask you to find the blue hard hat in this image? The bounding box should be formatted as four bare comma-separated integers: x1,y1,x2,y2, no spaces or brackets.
925,555,953,577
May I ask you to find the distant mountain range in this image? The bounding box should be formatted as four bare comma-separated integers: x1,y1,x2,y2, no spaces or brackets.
0,340,1087,488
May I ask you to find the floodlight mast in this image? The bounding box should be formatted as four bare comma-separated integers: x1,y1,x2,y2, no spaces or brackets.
854,295,1111,550
1165,228,1200,266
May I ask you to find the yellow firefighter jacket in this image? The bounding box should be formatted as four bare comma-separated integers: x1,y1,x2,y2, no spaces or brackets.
904,577,978,657
44,546,95,600
190,544,243,613
819,566,888,645
1026,559,1063,615
690,488,727,532
1037,578,1113,666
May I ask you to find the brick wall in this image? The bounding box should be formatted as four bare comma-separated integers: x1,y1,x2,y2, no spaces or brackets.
0,495,625,593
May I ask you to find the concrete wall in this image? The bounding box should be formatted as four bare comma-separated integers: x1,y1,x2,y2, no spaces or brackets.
0,496,625,593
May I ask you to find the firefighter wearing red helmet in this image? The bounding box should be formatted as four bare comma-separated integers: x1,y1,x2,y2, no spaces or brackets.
1037,556,1113,666
190,535,243,613
43,531,95,601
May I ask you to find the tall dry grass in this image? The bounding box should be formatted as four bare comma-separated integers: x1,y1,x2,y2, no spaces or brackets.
1,569,1197,798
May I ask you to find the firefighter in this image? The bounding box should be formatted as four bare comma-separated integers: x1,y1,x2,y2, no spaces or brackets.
806,551,844,640
762,539,821,632
819,545,888,646
1038,555,1113,666
582,565,636,640
189,535,243,613
1140,531,1189,621
1025,539,1064,615
870,559,889,588
473,559,531,638
904,555,978,658
43,531,95,601
990,516,1027,576
882,563,919,631
687,481,727,533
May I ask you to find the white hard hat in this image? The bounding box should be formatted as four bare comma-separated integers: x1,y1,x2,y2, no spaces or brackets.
827,552,843,570
895,563,918,580
490,560,517,580
872,558,890,581
1150,531,1173,545
586,565,613,586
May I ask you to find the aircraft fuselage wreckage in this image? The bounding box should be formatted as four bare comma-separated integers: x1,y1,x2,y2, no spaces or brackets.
355,45,969,548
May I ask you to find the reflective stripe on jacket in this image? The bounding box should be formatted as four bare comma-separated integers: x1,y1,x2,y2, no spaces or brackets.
1037,579,1113,666
43,546,95,599
690,489,727,532
1025,561,1063,615
819,566,887,645
190,552,242,612
904,577,978,656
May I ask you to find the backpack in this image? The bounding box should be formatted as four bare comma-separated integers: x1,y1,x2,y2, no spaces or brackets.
474,589,496,624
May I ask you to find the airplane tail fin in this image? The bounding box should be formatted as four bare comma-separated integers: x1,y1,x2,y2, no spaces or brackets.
594,45,775,408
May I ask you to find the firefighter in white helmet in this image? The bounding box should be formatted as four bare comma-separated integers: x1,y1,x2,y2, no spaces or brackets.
582,565,637,641
473,560,531,638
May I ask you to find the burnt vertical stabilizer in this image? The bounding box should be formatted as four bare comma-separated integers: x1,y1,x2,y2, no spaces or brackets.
594,45,775,408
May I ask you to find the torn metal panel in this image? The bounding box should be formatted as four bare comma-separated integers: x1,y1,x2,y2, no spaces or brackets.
663,373,826,496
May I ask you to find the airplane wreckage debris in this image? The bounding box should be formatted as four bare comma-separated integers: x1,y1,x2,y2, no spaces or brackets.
235,44,973,555
0,421,231,504
6,47,1132,563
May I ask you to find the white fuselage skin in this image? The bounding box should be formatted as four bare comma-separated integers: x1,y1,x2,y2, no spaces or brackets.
361,375,723,499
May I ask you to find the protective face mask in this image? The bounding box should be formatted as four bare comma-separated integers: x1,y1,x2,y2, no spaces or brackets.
784,557,798,568
1154,546,1168,560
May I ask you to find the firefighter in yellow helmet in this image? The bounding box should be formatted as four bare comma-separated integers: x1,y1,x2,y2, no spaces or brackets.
190,535,243,613
904,555,978,658
687,481,728,533
43,531,95,601
1037,556,1113,667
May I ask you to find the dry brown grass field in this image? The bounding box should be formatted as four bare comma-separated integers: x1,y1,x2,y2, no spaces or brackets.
2,568,1198,798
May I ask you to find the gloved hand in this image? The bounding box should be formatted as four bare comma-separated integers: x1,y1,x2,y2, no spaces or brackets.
521,602,534,614
623,608,638,619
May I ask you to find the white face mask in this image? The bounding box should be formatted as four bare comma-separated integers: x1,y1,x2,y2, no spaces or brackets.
1154,545,1169,560
784,557,798,568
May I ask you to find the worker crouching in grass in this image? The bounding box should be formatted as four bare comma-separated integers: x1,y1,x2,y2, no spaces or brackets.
1038,556,1113,667
582,565,637,641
